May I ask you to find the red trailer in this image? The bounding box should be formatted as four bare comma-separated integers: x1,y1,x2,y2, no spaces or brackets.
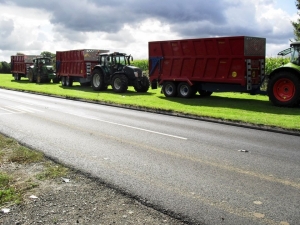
149,36,266,98
56,49,109,86
11,55,41,80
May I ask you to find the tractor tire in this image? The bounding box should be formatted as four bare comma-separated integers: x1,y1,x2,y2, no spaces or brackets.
61,77,67,86
36,75,42,84
28,70,35,83
112,74,128,93
177,82,195,98
267,71,300,107
133,76,150,92
66,77,73,87
199,90,213,97
162,81,177,97
91,69,105,91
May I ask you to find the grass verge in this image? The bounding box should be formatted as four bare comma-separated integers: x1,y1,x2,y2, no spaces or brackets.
0,74,299,131
0,133,69,207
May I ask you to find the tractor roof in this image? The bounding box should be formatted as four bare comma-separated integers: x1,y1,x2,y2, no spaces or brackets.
99,52,127,56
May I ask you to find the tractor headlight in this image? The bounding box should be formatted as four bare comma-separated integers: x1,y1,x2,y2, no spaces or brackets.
134,72,138,77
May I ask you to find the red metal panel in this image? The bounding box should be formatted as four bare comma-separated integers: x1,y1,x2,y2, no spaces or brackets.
56,49,109,77
149,36,265,87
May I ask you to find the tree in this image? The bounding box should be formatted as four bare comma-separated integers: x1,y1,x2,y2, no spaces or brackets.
40,51,55,59
292,0,300,41
0,61,11,74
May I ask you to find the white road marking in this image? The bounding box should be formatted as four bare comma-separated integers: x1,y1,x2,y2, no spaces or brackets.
65,111,187,140
0,105,44,115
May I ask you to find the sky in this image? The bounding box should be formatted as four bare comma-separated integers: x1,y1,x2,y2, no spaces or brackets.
0,0,298,62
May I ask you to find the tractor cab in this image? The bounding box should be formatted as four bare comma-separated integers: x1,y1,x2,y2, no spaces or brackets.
98,52,132,74
278,41,300,66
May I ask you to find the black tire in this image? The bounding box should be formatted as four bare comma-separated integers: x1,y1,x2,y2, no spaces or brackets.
61,77,67,86
66,77,73,87
112,74,128,93
133,76,150,92
36,75,41,84
177,82,195,98
91,69,105,91
14,73,21,81
267,71,300,107
162,81,177,97
199,90,213,97
28,70,35,83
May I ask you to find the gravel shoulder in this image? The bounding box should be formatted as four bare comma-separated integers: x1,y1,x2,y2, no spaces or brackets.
0,148,187,225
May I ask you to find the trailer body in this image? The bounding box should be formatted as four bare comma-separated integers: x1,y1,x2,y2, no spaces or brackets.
11,55,41,80
149,36,266,97
56,49,109,86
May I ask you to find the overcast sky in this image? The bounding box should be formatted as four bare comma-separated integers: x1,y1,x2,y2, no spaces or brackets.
0,0,297,62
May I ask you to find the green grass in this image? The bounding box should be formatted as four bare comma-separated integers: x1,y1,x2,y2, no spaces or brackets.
36,162,69,180
0,73,299,131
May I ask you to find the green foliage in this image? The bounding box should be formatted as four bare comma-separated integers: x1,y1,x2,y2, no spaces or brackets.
40,51,56,59
0,61,11,74
292,0,300,41
9,146,44,164
265,57,290,75
132,59,148,72
0,172,20,205
36,163,69,180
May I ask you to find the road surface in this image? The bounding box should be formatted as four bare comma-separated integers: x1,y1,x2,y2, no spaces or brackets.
0,88,299,225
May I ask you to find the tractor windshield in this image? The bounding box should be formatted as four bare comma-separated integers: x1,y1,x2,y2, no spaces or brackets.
114,55,127,65
290,45,300,65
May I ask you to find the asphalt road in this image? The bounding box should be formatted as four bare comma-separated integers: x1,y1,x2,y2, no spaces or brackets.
0,88,299,225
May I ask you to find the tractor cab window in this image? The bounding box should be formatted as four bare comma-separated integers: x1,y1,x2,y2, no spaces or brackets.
114,55,126,66
291,45,300,65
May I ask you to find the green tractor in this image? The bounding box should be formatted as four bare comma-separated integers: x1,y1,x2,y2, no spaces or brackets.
268,42,300,107
91,52,150,93
28,57,59,84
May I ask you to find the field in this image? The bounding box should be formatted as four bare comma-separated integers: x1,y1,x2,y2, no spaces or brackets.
0,73,299,131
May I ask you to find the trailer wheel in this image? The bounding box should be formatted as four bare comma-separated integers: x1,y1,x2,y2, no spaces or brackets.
134,76,150,92
28,70,35,83
177,82,195,98
14,73,21,81
66,77,73,87
61,77,66,86
199,90,213,97
162,82,177,97
267,72,300,107
112,74,128,93
91,69,105,91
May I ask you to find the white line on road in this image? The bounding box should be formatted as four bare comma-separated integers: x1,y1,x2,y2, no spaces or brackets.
65,111,187,140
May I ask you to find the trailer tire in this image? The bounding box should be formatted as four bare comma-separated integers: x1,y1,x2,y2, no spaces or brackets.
199,90,213,97
28,70,35,83
14,73,21,81
112,74,128,93
177,82,195,98
66,77,73,87
267,71,300,107
61,77,66,86
91,69,105,91
162,82,177,97
134,76,150,92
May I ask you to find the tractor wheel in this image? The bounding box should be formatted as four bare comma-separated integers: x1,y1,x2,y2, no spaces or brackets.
28,70,35,83
162,81,177,97
91,69,105,91
133,76,150,92
199,90,213,97
36,75,41,84
66,77,73,87
267,71,300,107
61,77,67,86
112,74,128,93
177,82,195,98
